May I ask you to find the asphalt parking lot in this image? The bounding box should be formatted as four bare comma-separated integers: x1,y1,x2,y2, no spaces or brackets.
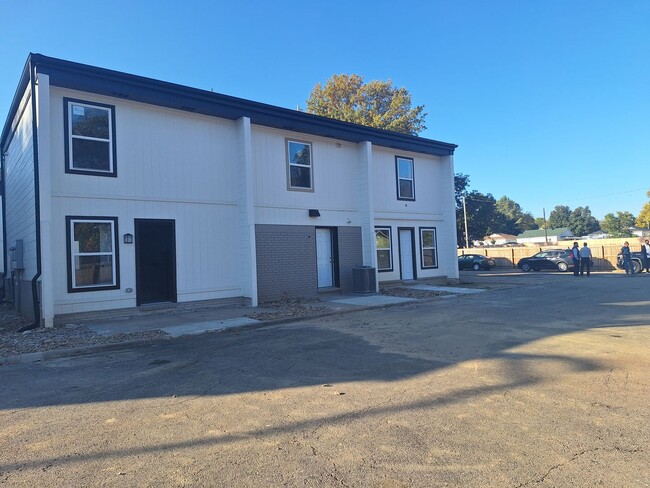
1,270,648,487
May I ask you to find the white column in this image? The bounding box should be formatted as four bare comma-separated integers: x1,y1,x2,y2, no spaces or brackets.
236,117,258,306
441,154,460,281
358,141,378,291
36,73,54,327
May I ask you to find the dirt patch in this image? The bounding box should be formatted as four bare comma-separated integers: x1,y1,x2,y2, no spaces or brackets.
0,302,166,358
248,297,333,322
380,287,449,299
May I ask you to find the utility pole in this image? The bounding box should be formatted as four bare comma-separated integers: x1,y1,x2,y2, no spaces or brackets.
463,196,469,248
543,208,548,243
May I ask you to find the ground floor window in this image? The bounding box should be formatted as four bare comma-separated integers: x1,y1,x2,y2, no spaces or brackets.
419,227,438,269
66,216,119,292
375,227,393,271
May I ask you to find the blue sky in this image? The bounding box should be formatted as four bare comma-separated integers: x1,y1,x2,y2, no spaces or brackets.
1,0,648,220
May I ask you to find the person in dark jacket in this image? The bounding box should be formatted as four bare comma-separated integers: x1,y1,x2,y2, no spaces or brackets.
621,241,635,275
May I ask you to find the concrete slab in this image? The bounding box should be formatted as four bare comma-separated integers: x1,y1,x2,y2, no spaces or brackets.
86,316,261,338
160,318,261,338
408,285,486,294
329,295,415,306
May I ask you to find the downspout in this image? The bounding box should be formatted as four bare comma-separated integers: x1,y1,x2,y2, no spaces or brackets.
1,151,6,298
18,58,42,332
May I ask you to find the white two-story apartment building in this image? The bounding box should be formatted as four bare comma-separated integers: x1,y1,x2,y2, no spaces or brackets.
1,54,458,327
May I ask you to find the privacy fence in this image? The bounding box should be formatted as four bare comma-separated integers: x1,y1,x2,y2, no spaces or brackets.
458,238,645,270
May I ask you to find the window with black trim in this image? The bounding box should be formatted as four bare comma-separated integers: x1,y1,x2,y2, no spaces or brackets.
419,227,438,269
286,139,313,190
66,217,120,292
396,156,415,200
64,98,117,176
375,227,393,271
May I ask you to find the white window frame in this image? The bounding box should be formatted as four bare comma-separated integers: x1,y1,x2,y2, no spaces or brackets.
286,139,313,191
375,226,393,272
65,98,116,176
67,217,119,292
396,156,415,201
419,227,438,269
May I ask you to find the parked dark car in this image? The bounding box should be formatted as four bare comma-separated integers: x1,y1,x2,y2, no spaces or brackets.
458,254,496,271
517,249,575,272
616,250,644,274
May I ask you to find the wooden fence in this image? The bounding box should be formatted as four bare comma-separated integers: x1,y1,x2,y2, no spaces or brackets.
457,238,645,270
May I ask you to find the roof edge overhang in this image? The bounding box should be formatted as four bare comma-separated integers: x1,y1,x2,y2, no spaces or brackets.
1,57,33,152
3,53,458,157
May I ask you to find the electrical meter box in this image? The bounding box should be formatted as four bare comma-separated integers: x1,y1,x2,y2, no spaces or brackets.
10,239,24,270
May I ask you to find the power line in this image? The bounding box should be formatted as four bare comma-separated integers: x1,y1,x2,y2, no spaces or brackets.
461,187,648,207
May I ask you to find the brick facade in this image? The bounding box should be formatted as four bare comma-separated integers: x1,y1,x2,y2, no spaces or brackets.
255,224,363,303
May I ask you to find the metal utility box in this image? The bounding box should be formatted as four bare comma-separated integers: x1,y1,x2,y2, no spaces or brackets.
352,266,376,294
10,239,24,270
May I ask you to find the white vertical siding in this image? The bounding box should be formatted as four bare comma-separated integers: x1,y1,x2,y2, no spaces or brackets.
3,86,37,278
372,147,451,282
21,84,458,316
251,126,362,227
47,88,249,315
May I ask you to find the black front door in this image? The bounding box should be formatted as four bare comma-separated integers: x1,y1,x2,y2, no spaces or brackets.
135,219,177,305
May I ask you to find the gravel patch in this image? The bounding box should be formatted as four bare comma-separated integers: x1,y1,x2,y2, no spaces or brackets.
0,302,166,358
1,287,455,358
380,287,449,299
248,297,333,322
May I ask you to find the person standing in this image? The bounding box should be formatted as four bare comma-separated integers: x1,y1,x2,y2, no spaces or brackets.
579,242,592,276
641,239,650,273
571,241,580,276
621,241,635,275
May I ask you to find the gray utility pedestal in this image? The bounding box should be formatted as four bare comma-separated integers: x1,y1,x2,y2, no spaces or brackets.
352,266,376,294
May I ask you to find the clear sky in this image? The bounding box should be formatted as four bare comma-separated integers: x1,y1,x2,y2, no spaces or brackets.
1,0,648,220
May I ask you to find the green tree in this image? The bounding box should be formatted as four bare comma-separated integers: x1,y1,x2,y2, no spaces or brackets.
492,196,538,234
454,173,470,209
534,217,547,229
635,190,650,229
493,196,521,234
306,74,427,135
457,191,498,246
547,205,571,229
600,211,636,237
517,212,538,232
568,206,600,237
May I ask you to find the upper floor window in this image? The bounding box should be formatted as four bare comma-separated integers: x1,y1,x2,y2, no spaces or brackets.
375,227,393,272
419,227,438,269
396,156,415,200
66,216,120,292
64,98,117,177
286,139,313,191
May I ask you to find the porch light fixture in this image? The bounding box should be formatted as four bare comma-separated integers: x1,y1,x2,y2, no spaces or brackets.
309,209,320,217
123,233,134,244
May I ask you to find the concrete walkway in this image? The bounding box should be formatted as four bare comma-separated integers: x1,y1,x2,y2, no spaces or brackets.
84,284,486,339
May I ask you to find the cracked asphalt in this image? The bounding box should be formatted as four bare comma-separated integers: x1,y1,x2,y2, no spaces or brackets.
1,271,648,487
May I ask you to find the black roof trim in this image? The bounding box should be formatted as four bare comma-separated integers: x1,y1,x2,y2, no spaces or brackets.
3,54,457,156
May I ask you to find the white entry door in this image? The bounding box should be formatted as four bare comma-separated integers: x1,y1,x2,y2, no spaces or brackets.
399,229,415,280
316,228,334,288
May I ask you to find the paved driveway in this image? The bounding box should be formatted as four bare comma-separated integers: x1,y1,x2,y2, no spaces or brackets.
1,272,648,487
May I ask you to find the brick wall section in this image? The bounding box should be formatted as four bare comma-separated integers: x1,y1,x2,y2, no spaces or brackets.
256,224,318,303
337,226,363,292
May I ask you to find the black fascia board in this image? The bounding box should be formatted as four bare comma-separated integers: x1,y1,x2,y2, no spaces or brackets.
4,54,458,157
